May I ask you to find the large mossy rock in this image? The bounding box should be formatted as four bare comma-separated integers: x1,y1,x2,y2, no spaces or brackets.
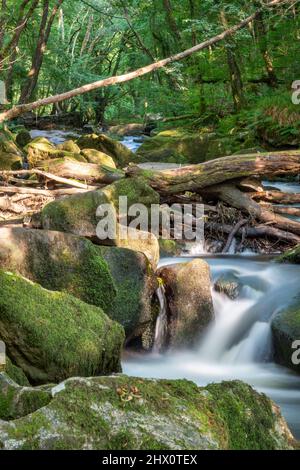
0,376,294,450
41,178,160,266
0,270,124,384
271,295,300,373
5,357,30,387
276,245,300,264
56,140,81,154
0,227,116,313
0,373,51,420
76,133,136,167
24,137,86,166
0,227,157,340
137,129,255,164
99,246,157,340
0,129,23,170
158,260,214,348
81,148,116,168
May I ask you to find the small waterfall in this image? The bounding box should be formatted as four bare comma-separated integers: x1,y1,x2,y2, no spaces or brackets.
153,285,168,353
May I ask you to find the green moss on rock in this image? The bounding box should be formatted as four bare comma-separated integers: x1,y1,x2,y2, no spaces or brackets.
0,376,294,450
0,373,51,420
271,294,300,373
0,227,116,313
276,245,300,264
0,270,124,384
76,133,137,167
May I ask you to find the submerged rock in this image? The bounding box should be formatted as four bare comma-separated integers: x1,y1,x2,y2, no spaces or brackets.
158,259,214,348
0,376,294,450
214,274,241,300
0,270,124,384
76,133,136,167
271,294,300,373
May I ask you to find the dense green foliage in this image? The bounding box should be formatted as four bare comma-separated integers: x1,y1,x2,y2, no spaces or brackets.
0,0,299,128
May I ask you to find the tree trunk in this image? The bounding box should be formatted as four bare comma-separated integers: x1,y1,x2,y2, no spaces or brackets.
125,151,300,195
254,11,277,86
19,0,63,104
0,10,261,122
220,10,244,111
162,0,181,43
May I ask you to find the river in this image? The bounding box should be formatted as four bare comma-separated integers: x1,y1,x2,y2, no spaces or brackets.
29,128,300,439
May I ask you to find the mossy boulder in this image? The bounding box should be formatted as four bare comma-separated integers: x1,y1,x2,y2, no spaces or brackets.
276,245,300,264
5,357,30,387
271,295,300,373
41,177,160,266
81,148,116,168
0,270,124,384
137,129,256,164
214,274,241,300
108,123,145,136
0,227,157,340
76,133,136,167
0,376,294,450
25,138,85,166
158,260,214,349
0,227,116,312
56,140,81,154
99,246,158,340
0,152,22,170
159,239,183,257
0,373,51,420
0,129,23,170
16,130,32,148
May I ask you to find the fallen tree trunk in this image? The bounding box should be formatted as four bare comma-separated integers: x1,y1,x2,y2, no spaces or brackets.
204,184,300,236
126,151,300,195
0,185,89,197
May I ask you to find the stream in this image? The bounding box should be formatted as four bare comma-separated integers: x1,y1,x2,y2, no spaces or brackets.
29,128,300,439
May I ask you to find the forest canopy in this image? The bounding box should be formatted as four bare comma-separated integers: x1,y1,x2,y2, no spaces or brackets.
0,0,299,125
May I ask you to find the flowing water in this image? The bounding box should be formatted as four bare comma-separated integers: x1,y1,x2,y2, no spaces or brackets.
124,256,300,439
28,128,300,439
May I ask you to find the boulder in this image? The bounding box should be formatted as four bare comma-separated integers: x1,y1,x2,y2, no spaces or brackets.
41,177,160,266
76,133,137,167
56,140,81,154
158,260,214,348
0,270,124,384
99,246,158,340
16,130,32,148
0,373,51,420
0,129,23,170
276,245,300,264
0,227,157,340
159,239,183,257
0,377,294,450
214,274,241,300
5,357,30,386
137,129,256,164
108,123,145,136
25,137,86,166
271,295,300,373
81,148,116,168
0,227,116,313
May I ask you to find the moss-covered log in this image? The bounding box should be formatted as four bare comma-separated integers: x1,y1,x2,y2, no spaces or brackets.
126,151,300,195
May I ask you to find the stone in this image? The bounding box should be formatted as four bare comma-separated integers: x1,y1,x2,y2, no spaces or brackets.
158,259,214,348
0,377,294,450
0,269,124,384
